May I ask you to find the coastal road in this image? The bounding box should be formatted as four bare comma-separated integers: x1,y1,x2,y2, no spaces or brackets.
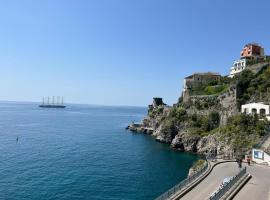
180,162,239,200
233,164,270,200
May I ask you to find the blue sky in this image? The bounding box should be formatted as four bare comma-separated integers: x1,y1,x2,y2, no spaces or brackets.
0,0,270,106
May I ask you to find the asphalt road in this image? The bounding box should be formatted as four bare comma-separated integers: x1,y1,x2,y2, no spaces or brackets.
234,164,270,200
180,162,239,200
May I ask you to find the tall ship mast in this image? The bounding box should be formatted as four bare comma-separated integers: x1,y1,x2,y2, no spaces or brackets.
39,96,66,108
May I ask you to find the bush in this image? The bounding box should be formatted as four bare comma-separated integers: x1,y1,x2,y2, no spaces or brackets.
215,114,268,150
169,106,187,121
204,85,228,95
188,111,220,136
192,159,206,171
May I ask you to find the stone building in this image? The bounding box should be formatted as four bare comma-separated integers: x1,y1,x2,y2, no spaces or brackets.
183,72,221,95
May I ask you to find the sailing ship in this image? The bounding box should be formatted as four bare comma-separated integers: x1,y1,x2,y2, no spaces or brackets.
39,96,66,108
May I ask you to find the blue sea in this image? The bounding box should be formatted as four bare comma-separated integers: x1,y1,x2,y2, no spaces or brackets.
0,102,199,200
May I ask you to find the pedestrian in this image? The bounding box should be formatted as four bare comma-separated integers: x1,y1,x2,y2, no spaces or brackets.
239,159,242,168
236,157,242,169
247,156,251,166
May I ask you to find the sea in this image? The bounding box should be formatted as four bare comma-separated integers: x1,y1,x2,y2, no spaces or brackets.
0,102,199,200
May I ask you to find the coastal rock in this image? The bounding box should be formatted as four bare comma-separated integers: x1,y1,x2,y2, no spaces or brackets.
154,125,177,144
196,135,218,155
171,132,200,152
188,167,196,177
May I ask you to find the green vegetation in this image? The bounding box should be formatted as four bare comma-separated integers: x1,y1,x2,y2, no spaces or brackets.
236,65,270,107
149,65,270,152
188,111,220,136
246,57,270,66
190,84,229,96
192,159,206,171
189,75,232,96
204,85,228,95
191,97,219,110
148,105,164,118
213,114,268,150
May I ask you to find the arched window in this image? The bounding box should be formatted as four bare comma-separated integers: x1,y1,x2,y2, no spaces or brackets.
251,108,257,114
260,108,266,116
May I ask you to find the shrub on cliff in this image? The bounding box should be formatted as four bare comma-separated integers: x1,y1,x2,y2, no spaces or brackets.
214,114,268,150
191,159,206,171
236,65,270,107
169,106,187,121
204,85,228,95
188,111,220,136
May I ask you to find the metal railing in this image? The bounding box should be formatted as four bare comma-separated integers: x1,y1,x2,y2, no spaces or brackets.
155,162,208,200
209,167,247,200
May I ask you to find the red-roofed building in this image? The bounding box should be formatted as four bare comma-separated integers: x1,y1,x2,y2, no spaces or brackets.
240,43,264,59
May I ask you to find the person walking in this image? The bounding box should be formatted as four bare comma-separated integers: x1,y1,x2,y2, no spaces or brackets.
247,156,251,166
236,157,242,169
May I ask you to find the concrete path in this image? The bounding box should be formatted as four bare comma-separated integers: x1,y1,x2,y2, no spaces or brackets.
180,162,239,200
233,164,270,200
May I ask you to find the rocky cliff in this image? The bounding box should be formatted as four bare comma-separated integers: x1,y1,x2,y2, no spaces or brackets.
127,66,270,157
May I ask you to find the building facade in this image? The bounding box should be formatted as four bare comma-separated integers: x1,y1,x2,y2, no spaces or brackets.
229,59,247,78
229,43,265,77
240,43,264,59
183,72,221,96
241,102,270,120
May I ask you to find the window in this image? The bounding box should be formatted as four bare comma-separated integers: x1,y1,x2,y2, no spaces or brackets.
260,108,266,116
252,108,257,114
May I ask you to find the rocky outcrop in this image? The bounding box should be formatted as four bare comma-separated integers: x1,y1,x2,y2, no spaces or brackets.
126,87,238,157
185,85,237,125
171,132,200,152
126,71,267,158
126,97,172,137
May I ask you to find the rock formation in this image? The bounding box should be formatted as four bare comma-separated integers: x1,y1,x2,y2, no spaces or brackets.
127,65,270,157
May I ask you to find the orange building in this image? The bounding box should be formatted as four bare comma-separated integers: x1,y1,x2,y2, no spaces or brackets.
240,43,264,59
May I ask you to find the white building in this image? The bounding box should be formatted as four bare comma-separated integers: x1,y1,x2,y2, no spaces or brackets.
252,149,270,166
229,59,247,78
241,103,270,115
241,102,270,120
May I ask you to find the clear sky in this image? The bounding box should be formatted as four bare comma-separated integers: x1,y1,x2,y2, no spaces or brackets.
0,0,270,106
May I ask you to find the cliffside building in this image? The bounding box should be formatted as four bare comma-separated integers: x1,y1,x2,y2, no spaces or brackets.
241,102,270,120
229,43,265,78
183,72,221,98
240,43,264,59
229,59,247,78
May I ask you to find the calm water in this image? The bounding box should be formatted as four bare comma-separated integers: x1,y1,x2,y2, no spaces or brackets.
0,102,199,200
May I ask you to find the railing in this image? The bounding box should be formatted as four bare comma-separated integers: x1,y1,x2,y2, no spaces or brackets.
209,167,247,200
155,162,208,200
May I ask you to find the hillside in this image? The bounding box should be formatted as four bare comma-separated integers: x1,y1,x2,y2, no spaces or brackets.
127,62,270,157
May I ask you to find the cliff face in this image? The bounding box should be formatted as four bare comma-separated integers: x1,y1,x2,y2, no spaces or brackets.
127,66,270,157
127,89,237,157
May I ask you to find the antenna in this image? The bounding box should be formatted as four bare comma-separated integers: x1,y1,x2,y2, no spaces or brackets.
62,96,64,105
47,96,50,105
